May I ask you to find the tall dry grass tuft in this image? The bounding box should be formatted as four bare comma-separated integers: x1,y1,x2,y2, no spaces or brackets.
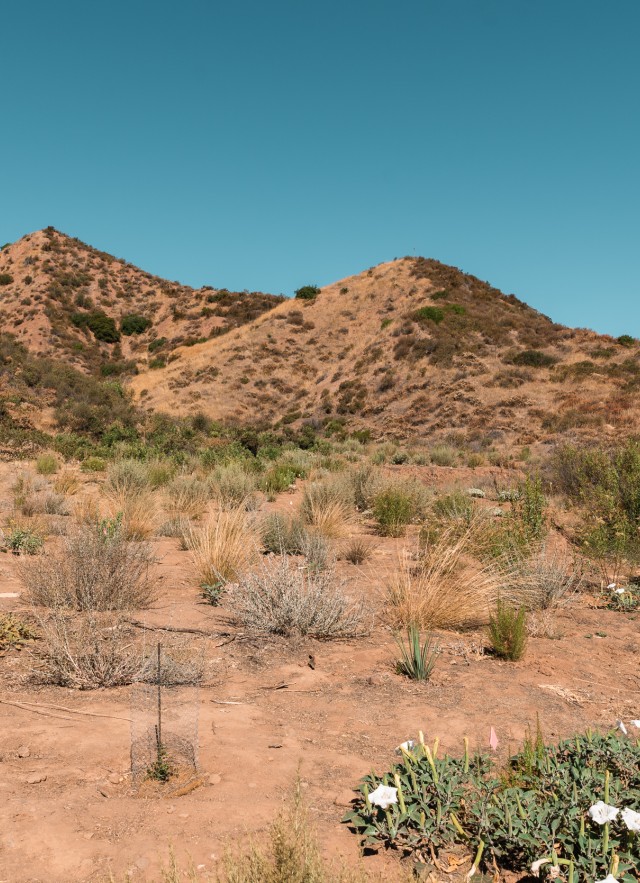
163,475,210,520
300,481,354,539
387,526,501,630
185,507,258,584
105,488,161,539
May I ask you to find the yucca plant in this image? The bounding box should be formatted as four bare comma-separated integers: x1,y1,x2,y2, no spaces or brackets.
395,625,439,681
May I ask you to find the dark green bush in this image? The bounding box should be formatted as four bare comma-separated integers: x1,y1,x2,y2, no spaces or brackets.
617,334,636,347
0,273,14,286
413,306,445,324
121,314,152,335
373,488,414,537
294,285,320,300
510,349,557,368
71,311,120,343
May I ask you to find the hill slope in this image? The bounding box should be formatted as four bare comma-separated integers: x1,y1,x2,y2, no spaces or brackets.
0,227,283,374
130,256,640,445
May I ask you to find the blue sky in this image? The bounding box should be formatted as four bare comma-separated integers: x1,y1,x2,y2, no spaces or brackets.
1,0,638,336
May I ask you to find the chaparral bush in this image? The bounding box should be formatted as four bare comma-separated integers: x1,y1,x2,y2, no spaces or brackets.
344,729,640,882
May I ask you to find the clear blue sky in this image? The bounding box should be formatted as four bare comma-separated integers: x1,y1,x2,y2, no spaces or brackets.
1,0,638,336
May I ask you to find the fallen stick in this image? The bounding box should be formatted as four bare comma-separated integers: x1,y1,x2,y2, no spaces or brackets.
125,619,230,638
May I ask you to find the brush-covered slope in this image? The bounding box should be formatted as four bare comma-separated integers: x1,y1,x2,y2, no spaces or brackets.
130,256,640,444
0,227,283,374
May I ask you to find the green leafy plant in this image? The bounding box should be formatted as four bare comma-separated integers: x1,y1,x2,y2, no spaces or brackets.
3,526,44,555
488,599,527,660
395,625,439,681
373,488,414,537
201,581,224,606
344,730,640,882
0,613,37,650
36,453,58,475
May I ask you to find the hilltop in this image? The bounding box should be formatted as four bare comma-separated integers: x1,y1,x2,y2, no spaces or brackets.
130,256,640,447
0,227,283,374
1,229,639,451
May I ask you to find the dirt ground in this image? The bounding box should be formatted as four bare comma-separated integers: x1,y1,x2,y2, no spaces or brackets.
1,462,639,883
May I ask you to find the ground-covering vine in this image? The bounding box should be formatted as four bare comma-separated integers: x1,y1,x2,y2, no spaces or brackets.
343,729,640,881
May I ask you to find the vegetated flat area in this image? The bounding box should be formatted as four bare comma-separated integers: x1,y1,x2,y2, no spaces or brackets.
1,459,639,883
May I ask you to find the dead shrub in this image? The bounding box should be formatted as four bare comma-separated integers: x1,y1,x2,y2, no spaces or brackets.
300,481,354,538
230,555,370,638
342,538,373,565
495,543,584,610
185,507,258,584
20,522,156,610
34,613,144,689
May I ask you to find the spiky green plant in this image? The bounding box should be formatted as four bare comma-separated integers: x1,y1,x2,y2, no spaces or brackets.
395,625,439,681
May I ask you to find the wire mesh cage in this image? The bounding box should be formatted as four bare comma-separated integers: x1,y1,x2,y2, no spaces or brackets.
130,642,200,786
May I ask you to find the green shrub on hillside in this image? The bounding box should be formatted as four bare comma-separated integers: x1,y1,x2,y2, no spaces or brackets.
121,314,152,335
294,285,320,300
0,273,14,286
71,311,120,343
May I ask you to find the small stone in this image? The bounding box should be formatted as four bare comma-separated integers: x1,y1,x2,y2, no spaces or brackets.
197,866,206,872
300,780,309,789
83,832,94,840
208,773,222,785
26,773,47,784
108,772,122,784
334,790,355,807
17,746,30,758
467,487,486,498
178,812,189,819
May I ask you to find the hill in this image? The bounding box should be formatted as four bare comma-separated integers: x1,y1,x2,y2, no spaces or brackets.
130,256,640,447
0,227,283,375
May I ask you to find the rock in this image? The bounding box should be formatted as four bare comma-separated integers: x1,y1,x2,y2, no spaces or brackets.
26,773,47,784
135,857,150,871
467,487,485,498
108,772,122,784
208,773,222,785
17,745,30,758
334,790,355,807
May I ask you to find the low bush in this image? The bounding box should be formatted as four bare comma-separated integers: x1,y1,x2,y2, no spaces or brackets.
430,444,457,467
210,462,258,509
488,599,527,660
81,456,107,472
230,555,370,638
105,487,160,539
373,488,413,537
0,613,37,650
34,613,144,689
36,453,58,475
120,313,152,335
2,525,44,555
294,285,320,300
300,481,354,538
20,519,156,610
163,475,210,520
509,349,558,368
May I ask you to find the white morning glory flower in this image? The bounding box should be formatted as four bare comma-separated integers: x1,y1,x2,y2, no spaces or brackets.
368,784,398,809
595,876,619,883
621,807,640,832
531,858,549,877
607,583,617,590
395,740,416,755
614,587,626,595
617,720,628,735
631,720,640,729
588,801,619,824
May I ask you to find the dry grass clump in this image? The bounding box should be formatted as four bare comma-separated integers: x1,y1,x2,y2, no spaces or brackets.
73,494,101,524
163,475,210,520
34,613,144,689
53,470,80,496
230,555,370,638
20,521,156,610
300,481,355,539
209,463,258,509
217,781,391,883
387,528,500,630
185,507,258,584
105,487,161,539
342,537,373,565
105,459,150,495
495,543,584,610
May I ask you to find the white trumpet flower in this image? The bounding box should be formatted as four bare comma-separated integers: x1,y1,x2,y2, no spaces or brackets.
368,784,398,809
588,801,619,824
